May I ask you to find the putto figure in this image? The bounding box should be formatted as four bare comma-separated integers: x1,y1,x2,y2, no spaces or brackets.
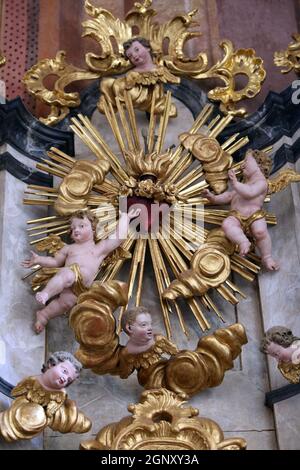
0,351,91,442
98,36,179,116
202,149,278,271
260,326,300,384
121,306,156,355
22,208,140,333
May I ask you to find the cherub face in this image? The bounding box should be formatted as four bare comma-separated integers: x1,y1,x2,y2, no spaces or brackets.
126,313,153,343
70,217,93,243
44,360,78,390
241,153,259,178
125,40,152,67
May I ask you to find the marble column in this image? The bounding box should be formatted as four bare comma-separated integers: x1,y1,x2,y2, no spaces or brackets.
0,145,47,450
258,161,300,450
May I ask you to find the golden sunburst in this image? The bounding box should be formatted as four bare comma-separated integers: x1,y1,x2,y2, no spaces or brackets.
23,90,275,338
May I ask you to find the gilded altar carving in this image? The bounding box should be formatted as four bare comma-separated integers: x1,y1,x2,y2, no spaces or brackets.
23,0,266,125
69,281,247,396
80,388,247,450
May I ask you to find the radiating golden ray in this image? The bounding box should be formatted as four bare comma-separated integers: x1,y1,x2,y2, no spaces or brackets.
49,147,76,163
216,284,239,305
27,215,59,224
23,198,56,206
207,115,221,130
27,184,58,193
162,104,214,183
115,97,135,152
202,293,225,321
176,166,204,192
99,235,136,283
27,220,67,232
148,238,173,338
148,86,158,153
156,91,172,153
23,86,277,338
154,237,189,336
157,234,210,331
28,224,70,238
119,238,147,314
225,279,247,299
209,115,234,138
30,230,69,245
123,91,141,152
178,180,207,198
102,98,127,155
71,114,128,184
165,152,193,185
226,136,250,155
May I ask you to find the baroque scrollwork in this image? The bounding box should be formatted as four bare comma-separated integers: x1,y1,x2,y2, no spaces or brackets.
54,157,110,216
80,388,247,450
69,280,247,396
267,168,300,195
22,51,99,125
23,0,266,125
0,53,5,67
180,132,233,194
163,229,235,302
0,377,91,442
274,33,300,74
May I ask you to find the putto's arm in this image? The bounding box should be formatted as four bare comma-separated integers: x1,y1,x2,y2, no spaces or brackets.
202,188,233,205
228,169,267,199
21,246,68,269
96,208,140,258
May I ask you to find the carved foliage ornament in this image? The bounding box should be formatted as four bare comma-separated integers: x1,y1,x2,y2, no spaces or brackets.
23,0,266,125
274,33,300,74
80,388,247,450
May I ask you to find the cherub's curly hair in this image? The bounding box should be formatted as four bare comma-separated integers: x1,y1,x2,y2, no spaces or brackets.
123,37,153,59
260,326,299,353
69,209,98,241
121,306,151,334
42,351,82,385
246,149,272,178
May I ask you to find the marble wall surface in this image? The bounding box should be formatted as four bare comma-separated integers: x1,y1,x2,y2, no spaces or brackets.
0,158,48,449
258,161,300,450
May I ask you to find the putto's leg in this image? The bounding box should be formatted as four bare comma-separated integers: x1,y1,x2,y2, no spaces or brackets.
34,288,77,334
35,268,76,305
222,216,251,256
250,219,279,271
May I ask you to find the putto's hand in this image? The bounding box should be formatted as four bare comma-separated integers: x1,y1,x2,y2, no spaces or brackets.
228,169,237,183
201,189,214,200
21,251,40,269
128,207,141,219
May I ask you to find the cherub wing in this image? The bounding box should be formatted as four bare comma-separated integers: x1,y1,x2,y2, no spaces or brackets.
11,378,33,398
45,392,66,417
267,169,300,195
35,234,65,255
